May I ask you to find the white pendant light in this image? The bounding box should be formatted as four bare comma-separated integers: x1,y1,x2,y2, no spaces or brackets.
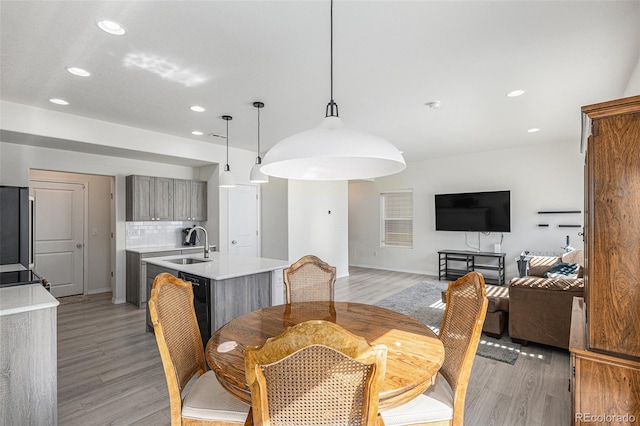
219,115,236,188
250,101,269,183
260,0,405,181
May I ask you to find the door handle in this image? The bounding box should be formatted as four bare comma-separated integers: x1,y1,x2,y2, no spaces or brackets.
76,243,83,248
232,240,237,244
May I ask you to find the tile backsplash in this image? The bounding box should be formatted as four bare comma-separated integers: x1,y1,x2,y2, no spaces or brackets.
126,221,203,249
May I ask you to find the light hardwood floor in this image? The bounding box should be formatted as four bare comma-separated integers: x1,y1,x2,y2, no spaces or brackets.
57,267,570,425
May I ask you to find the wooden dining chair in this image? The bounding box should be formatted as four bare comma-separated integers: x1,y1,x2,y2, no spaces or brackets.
283,255,337,303
148,273,249,426
244,320,387,426
382,272,488,426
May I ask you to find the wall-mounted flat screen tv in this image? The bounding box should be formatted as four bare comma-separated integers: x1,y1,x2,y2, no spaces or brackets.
435,190,511,232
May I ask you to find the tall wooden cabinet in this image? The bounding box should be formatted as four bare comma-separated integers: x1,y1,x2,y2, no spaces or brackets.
570,95,640,425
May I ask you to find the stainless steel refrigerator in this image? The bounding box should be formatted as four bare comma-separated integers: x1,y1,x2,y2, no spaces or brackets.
0,185,41,286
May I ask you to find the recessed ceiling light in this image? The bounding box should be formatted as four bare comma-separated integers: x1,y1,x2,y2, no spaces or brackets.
527,128,540,133
49,98,69,105
190,106,206,112
192,131,204,136
66,67,91,77
97,20,126,35
507,90,526,97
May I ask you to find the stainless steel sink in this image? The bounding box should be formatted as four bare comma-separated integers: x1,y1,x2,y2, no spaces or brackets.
164,257,211,265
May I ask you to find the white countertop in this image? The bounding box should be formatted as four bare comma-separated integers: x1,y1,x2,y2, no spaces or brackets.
126,245,214,254
0,263,28,273
0,283,59,316
143,252,289,280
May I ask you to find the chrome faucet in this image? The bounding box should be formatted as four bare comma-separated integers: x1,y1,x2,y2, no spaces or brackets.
185,226,210,258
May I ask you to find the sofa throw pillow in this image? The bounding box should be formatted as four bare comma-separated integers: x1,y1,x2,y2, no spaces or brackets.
545,262,580,279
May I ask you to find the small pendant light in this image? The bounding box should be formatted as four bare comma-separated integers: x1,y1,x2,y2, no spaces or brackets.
250,101,269,183
219,115,236,188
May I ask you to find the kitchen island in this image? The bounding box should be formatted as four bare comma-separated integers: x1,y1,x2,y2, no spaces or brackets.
143,252,289,343
125,245,216,307
0,283,59,425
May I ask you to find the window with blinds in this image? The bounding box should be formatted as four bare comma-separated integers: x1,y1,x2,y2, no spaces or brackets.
380,190,413,248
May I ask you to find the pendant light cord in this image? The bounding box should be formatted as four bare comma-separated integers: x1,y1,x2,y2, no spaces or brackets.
330,0,333,103
326,0,339,118
225,118,230,171
257,106,261,160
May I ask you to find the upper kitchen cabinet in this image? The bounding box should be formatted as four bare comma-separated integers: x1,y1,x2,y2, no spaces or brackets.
126,175,174,221
174,179,207,221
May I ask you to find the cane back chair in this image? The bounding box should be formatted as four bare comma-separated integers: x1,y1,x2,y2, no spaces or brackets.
283,255,336,303
244,320,387,426
148,273,248,425
382,272,488,426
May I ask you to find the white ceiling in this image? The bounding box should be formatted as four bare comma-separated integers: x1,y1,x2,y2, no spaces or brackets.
1,1,639,164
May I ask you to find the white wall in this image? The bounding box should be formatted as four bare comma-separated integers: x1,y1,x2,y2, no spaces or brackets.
288,180,349,277
349,140,585,279
260,177,289,261
624,55,640,97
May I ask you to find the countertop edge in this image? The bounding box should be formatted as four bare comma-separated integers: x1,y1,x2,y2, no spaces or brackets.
0,284,59,316
142,253,289,280
126,245,215,254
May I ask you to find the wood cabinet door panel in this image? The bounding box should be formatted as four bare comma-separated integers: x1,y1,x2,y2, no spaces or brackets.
575,357,640,424
154,177,174,220
173,179,190,221
190,180,207,221
127,175,155,221
587,112,640,358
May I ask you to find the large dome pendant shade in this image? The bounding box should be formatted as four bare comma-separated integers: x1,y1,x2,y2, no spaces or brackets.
260,0,405,181
250,101,269,183
219,115,236,188
260,116,406,180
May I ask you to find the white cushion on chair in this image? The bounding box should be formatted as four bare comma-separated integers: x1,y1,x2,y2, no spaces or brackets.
382,374,454,425
182,370,249,422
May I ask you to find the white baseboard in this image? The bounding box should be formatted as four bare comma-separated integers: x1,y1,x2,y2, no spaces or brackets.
87,287,111,295
112,297,126,304
349,263,438,278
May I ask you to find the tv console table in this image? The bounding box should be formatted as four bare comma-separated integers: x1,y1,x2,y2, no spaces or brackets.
438,250,506,286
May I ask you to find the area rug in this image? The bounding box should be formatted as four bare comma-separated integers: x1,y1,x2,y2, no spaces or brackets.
57,294,90,305
374,279,521,365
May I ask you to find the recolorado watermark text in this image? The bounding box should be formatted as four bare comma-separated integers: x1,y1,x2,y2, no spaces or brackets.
575,413,636,423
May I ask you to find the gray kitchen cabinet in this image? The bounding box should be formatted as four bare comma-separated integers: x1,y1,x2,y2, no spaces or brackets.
126,250,181,307
174,179,207,221
126,175,174,221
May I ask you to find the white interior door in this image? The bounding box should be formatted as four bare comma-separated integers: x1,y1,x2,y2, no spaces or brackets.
228,184,259,257
32,181,85,297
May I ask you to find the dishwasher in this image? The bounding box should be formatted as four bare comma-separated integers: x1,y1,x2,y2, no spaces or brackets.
177,271,211,347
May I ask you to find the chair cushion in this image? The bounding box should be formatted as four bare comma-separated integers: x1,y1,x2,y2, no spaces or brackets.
381,374,454,425
182,370,249,423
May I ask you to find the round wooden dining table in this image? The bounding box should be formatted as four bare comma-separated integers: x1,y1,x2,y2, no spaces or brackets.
205,301,445,411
